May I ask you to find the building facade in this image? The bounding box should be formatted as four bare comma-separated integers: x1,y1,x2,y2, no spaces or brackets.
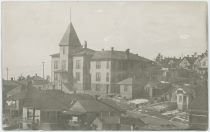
72,43,95,93
90,48,153,96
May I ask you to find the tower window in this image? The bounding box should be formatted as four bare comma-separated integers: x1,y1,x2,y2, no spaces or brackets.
76,60,81,69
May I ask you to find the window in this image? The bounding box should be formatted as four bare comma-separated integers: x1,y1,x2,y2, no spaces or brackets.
124,85,128,92
96,84,100,91
54,73,58,81
62,60,66,70
76,60,80,69
72,116,78,122
106,85,109,94
106,72,109,82
106,61,109,69
179,95,183,103
54,60,59,69
96,72,101,82
183,96,187,103
63,47,65,54
96,61,101,69
76,72,80,81
27,109,32,119
27,109,29,119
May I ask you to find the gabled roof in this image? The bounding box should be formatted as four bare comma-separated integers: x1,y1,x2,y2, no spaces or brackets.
3,80,21,94
50,53,60,58
59,22,82,48
117,77,133,85
8,84,95,111
182,57,197,65
91,50,152,62
72,100,117,113
7,86,23,98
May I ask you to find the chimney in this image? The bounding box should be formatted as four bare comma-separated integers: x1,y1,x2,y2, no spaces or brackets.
126,48,130,54
187,55,189,57
126,49,130,59
111,47,114,51
84,41,87,48
35,73,37,77
11,77,13,81
102,49,104,51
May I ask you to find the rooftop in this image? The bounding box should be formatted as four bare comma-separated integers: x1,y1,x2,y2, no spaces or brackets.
71,99,118,113
7,84,95,111
91,50,151,62
72,48,95,56
50,53,60,58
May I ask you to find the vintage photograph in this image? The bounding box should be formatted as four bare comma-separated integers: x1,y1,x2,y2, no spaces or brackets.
2,1,208,130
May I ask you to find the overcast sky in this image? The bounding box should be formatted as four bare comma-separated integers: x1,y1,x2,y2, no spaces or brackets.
2,1,208,79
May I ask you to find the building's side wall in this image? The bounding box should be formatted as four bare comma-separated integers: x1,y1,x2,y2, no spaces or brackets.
90,61,111,95
59,46,69,71
22,107,40,129
73,56,84,92
132,78,149,99
110,60,142,94
83,55,92,91
120,84,132,99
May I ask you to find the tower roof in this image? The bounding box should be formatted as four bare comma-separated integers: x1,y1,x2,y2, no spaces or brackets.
59,22,82,47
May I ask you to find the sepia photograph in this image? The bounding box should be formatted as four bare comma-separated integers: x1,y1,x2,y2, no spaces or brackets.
2,1,208,130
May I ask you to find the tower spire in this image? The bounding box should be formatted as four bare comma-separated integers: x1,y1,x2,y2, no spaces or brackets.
70,8,71,24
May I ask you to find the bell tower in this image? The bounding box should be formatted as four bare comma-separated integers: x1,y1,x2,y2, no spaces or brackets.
58,9,82,86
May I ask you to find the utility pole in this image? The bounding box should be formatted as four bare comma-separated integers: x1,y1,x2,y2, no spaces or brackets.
6,67,8,80
42,62,45,79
